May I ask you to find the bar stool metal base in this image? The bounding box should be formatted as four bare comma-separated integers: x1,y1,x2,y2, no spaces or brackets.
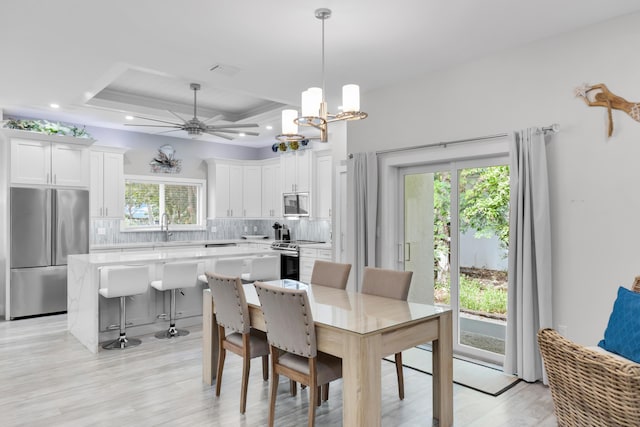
102,295,142,350
102,334,142,350
155,325,190,339
155,289,190,339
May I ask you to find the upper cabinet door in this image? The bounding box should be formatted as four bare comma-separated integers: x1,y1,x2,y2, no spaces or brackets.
51,143,89,187
10,138,89,187
280,150,312,193
262,161,281,217
10,139,51,185
281,153,297,193
314,153,332,219
215,163,232,218
102,152,124,218
243,165,262,217
228,165,244,217
89,151,104,217
295,150,312,193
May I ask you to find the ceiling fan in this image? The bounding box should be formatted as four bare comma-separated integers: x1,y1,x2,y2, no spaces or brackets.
124,83,260,140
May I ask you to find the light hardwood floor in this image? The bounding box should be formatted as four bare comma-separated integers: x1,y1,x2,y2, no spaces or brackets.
0,314,557,426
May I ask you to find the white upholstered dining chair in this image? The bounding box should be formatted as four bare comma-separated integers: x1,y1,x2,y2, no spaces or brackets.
206,272,270,414
309,260,351,289
254,281,342,427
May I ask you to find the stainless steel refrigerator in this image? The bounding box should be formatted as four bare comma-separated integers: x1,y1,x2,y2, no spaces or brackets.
10,187,89,319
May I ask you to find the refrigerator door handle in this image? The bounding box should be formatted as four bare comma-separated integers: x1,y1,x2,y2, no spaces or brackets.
49,189,55,265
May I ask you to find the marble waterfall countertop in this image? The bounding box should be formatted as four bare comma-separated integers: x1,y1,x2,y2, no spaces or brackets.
89,238,272,252
67,246,276,353
74,245,274,265
89,238,332,252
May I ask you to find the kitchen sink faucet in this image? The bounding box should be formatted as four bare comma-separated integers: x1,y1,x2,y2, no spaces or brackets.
160,213,173,241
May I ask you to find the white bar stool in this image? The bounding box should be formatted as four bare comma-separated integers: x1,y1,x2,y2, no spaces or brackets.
151,262,198,339
199,257,245,283
98,265,149,350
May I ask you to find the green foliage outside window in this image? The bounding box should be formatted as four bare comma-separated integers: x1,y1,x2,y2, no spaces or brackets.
124,179,199,227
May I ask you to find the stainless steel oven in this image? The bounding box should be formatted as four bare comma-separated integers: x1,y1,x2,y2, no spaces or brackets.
271,241,300,280
270,240,326,281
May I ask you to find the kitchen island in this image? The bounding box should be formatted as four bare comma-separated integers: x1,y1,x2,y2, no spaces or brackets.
68,246,274,353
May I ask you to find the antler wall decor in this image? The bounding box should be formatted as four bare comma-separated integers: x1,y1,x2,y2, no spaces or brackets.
575,83,640,137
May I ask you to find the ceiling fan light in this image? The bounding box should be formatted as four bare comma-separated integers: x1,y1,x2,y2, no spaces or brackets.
282,109,298,135
301,87,323,117
342,84,360,113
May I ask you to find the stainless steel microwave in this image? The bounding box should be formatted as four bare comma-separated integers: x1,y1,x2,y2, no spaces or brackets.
283,192,310,217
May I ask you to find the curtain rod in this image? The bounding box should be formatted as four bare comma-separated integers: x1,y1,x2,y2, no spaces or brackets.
347,123,559,159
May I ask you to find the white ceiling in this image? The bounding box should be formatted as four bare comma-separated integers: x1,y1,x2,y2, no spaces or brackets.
2,0,640,147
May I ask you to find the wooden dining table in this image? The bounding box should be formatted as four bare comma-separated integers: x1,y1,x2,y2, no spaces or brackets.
202,279,453,427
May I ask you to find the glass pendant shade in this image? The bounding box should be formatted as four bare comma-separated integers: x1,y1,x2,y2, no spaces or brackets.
282,109,298,135
342,84,360,112
301,87,323,117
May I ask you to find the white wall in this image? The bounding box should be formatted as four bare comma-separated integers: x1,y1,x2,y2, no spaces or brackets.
86,126,264,179
348,12,640,345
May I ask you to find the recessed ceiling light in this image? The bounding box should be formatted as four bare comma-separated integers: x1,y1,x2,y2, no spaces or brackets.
50,103,60,109
239,132,246,137
266,125,273,130
125,115,134,121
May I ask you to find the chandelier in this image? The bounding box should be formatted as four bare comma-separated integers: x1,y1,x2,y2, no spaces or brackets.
277,8,367,144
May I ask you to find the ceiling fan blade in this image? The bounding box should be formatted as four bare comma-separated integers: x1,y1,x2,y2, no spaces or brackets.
124,124,182,128
204,131,235,140
130,115,183,126
167,110,188,124
206,123,260,129
154,129,183,134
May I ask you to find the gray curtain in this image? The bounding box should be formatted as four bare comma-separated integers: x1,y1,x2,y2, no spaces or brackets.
504,128,553,383
347,152,378,291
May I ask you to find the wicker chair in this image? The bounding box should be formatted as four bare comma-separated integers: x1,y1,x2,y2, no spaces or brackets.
538,328,640,426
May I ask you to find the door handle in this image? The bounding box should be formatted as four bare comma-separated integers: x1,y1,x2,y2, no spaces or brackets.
397,243,403,263
46,173,50,184
105,207,108,216
405,242,411,262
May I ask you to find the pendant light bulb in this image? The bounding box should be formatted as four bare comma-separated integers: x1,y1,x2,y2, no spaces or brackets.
281,109,298,135
301,87,323,117
342,84,360,113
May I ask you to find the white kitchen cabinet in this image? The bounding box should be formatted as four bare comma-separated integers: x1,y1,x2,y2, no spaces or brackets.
10,137,90,187
213,161,243,218
299,246,333,283
243,165,262,217
281,150,312,193
314,152,332,219
90,148,125,218
261,160,281,217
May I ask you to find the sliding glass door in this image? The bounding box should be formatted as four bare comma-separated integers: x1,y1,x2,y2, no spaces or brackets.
400,156,509,364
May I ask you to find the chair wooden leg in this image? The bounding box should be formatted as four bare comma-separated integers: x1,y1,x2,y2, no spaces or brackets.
322,383,329,402
268,349,279,427
262,355,269,381
215,326,226,397
290,379,297,397
240,334,251,414
395,352,405,400
308,384,317,427
308,357,317,427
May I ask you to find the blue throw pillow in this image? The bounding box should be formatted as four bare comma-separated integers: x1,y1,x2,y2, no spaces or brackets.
598,286,640,363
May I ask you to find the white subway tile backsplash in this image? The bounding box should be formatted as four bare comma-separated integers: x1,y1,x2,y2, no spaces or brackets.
90,218,330,245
